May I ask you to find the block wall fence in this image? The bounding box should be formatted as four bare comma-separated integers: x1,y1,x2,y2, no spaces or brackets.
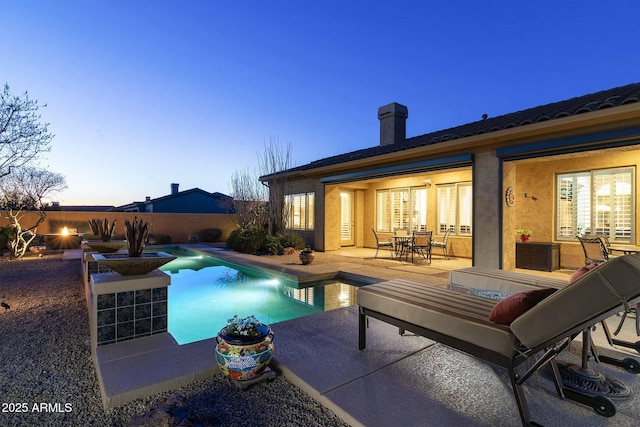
0,211,239,244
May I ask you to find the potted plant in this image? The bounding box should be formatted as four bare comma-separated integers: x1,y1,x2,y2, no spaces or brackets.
89,218,117,242
125,216,150,257
28,234,46,256
92,216,175,275
215,315,275,382
83,218,127,253
516,228,532,243
299,246,315,265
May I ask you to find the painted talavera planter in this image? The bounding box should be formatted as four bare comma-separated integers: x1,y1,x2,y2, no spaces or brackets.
299,251,314,265
93,251,177,276
215,324,275,381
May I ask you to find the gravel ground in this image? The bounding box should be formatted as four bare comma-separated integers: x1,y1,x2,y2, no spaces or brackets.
0,253,350,427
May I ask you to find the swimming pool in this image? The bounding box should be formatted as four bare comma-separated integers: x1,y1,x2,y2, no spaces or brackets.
158,248,360,344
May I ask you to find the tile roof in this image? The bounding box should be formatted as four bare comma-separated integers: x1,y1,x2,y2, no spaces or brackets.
283,82,640,175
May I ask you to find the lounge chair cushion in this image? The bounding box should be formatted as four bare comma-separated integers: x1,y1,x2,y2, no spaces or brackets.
489,288,557,325
568,262,599,283
357,280,519,360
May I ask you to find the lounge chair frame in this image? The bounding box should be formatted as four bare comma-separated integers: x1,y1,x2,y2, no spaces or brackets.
357,255,640,426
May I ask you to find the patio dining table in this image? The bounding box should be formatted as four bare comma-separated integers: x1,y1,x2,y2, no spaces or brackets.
391,233,433,262
391,235,412,259
609,245,640,254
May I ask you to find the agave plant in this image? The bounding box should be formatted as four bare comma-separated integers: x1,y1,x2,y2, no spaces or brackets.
124,216,150,257
88,218,117,242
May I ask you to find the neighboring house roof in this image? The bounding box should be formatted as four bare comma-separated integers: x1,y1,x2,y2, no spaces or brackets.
113,188,235,214
45,205,116,212
270,82,640,177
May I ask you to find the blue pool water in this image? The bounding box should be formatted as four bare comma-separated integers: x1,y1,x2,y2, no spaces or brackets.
158,248,360,344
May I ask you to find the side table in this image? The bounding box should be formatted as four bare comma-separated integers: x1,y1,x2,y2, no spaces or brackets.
516,242,560,271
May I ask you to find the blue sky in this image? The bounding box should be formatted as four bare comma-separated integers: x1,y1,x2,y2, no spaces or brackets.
3,0,639,206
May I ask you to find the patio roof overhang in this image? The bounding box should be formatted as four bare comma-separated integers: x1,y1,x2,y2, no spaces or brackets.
497,126,640,161
319,154,473,184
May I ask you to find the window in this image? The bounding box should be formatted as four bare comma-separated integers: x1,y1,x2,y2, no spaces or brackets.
436,182,472,235
556,167,634,242
283,286,314,306
285,192,315,230
376,187,427,232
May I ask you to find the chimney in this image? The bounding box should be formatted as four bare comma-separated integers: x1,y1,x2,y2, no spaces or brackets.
171,183,179,195
145,196,151,202
378,102,408,146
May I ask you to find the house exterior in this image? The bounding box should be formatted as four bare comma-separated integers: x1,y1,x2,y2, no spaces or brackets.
114,183,234,214
261,82,640,270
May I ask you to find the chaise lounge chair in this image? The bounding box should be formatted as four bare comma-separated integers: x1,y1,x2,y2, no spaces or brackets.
357,254,640,426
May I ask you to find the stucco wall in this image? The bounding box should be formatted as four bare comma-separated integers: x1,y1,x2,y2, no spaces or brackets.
512,148,640,269
326,167,474,257
502,162,517,270
0,211,238,244
278,177,323,249
473,152,501,268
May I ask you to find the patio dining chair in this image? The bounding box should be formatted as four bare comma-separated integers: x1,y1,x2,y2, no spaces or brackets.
393,228,409,237
407,231,432,263
431,229,451,259
577,235,610,265
576,235,634,336
595,233,614,255
372,228,393,258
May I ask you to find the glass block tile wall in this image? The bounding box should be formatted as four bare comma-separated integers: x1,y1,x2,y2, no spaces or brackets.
96,287,168,346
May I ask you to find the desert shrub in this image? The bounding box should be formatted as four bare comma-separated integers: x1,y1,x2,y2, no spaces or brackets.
278,232,304,250
203,228,222,242
227,228,297,255
226,228,242,250
29,235,45,246
0,226,16,252
260,235,283,255
147,234,172,245
236,227,267,254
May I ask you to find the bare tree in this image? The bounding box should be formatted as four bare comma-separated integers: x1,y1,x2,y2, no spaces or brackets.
0,84,53,178
258,137,292,236
0,167,66,258
229,167,268,229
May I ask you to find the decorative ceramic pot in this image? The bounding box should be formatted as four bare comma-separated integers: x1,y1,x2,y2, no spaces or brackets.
299,251,314,265
215,324,274,381
29,246,46,256
92,251,177,275
81,240,128,253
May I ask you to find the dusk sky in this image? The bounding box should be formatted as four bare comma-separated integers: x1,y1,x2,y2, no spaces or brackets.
3,1,639,206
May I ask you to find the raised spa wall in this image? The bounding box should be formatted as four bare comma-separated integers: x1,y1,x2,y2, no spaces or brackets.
83,253,171,348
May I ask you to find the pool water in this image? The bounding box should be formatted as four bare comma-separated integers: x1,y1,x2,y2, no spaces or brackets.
158,249,360,344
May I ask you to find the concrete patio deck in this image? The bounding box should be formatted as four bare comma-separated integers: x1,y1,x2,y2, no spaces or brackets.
82,245,640,425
